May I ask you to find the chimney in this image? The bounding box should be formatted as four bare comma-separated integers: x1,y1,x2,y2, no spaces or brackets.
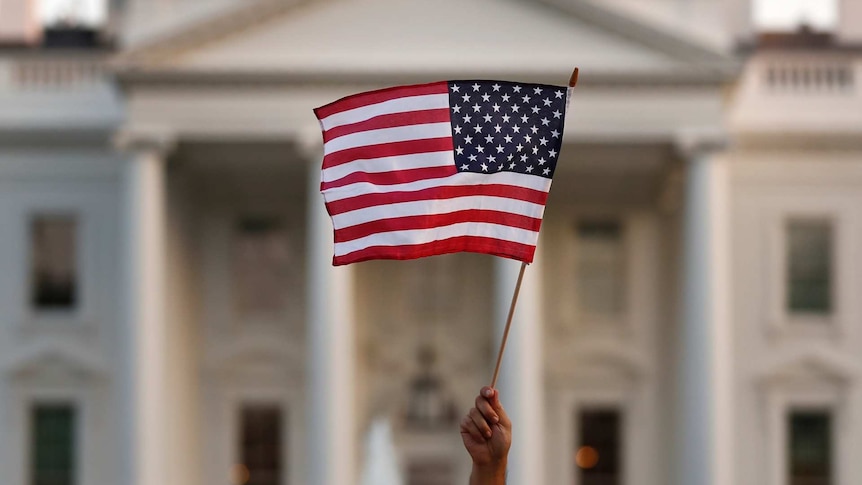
0,0,40,46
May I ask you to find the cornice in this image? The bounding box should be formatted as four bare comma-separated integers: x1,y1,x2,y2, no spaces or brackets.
114,66,738,90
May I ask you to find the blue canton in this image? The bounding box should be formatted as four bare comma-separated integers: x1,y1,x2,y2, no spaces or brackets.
447,80,567,179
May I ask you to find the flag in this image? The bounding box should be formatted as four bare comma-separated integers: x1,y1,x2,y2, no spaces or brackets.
314,80,568,266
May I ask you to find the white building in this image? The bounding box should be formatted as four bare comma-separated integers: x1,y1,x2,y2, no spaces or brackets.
0,1,860,484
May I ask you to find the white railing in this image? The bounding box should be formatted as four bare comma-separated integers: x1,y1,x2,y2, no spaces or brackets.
0,53,108,91
761,56,857,95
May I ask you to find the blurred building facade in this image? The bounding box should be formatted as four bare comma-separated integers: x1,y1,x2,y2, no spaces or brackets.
0,1,860,485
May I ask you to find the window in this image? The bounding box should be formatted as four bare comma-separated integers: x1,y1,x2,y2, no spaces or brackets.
576,220,625,317
31,404,76,485
30,215,78,310
786,220,832,314
240,405,283,485
789,411,831,485
576,409,622,485
233,217,291,317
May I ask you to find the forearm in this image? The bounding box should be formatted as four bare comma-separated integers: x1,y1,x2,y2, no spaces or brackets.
469,460,507,485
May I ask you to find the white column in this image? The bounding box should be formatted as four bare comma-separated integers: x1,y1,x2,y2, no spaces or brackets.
675,147,732,485
121,139,171,485
306,152,357,485
494,256,545,485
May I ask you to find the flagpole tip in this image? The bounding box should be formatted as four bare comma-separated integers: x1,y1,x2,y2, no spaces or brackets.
569,68,580,88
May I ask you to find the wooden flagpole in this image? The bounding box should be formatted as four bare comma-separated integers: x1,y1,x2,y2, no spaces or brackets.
489,67,579,389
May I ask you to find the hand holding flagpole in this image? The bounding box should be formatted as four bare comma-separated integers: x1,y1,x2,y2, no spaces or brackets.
489,68,579,389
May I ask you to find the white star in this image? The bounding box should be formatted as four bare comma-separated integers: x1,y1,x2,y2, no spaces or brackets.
513,85,522,93
555,90,564,99
474,125,483,133
481,93,491,102
501,114,511,123
462,94,470,102
521,115,529,123
522,95,531,103
494,124,502,133
538,157,547,165
473,103,481,112
524,134,532,143
488,155,496,163
498,164,504,171
477,145,485,153
516,143,524,152
492,83,501,92
496,144,505,153
453,125,462,134
526,165,534,172
511,104,520,113
512,125,521,133
539,137,548,146
452,105,461,113
483,114,493,123
501,94,511,102
543,167,551,175
464,135,473,144
481,162,489,171
463,114,472,123
468,154,478,161
485,134,494,143
452,84,460,92
530,126,539,134
552,110,562,119
521,154,528,162
540,117,550,126
543,98,552,107
503,135,513,143
533,86,542,95
532,146,539,155
456,146,464,155
472,83,481,92
531,106,540,114
492,103,501,112
551,129,560,138
549,149,558,157
507,154,514,161
509,162,517,169
460,163,469,170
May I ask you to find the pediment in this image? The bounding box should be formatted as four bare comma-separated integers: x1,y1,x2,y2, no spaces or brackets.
3,344,108,380
547,341,651,381
203,335,305,374
117,0,732,79
757,348,861,385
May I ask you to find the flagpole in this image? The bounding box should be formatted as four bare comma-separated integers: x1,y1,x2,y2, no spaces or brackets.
489,67,579,389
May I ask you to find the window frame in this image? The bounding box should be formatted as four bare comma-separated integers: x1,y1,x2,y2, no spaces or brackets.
30,403,78,485
28,213,81,315
784,218,834,317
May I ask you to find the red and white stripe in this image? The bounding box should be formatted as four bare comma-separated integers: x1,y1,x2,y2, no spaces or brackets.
315,81,553,266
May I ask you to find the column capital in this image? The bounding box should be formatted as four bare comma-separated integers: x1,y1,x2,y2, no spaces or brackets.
114,126,178,156
674,127,729,161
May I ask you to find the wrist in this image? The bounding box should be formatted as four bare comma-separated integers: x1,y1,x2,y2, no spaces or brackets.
471,459,507,484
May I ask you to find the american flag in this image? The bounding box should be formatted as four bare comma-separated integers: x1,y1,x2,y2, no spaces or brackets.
314,80,568,266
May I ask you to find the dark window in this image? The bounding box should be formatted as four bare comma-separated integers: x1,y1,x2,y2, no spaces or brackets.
789,411,831,485
31,404,76,485
576,220,624,316
241,405,283,485
233,217,291,317
31,216,78,310
407,459,454,485
577,409,621,485
787,220,832,314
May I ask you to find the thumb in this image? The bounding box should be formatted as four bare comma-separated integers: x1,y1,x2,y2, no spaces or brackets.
482,387,510,424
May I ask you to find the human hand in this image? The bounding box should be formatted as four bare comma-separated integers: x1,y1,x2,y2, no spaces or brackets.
460,387,511,484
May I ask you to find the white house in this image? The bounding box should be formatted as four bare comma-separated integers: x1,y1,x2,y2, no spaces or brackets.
0,1,859,485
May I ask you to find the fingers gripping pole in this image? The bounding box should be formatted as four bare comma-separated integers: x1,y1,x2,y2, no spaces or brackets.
490,261,528,389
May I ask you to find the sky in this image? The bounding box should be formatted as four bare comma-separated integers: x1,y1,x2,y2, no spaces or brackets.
40,0,839,30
